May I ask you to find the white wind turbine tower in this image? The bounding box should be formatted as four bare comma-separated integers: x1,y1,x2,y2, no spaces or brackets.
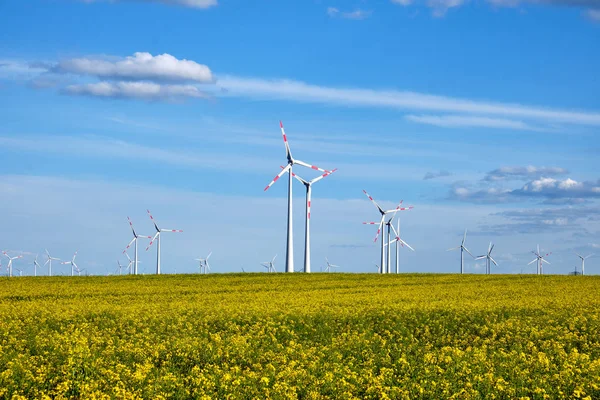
362,190,413,274
264,121,330,273
385,220,415,273
195,252,212,274
287,167,338,273
475,243,498,275
116,260,127,275
447,229,474,274
124,217,152,275
324,258,340,273
15,267,23,277
528,245,551,275
261,255,277,273
33,254,41,277
575,253,593,276
146,209,183,275
61,251,79,277
44,249,60,276
2,251,23,278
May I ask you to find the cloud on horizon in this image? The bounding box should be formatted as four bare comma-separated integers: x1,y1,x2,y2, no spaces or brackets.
484,166,569,181
326,7,372,19
79,0,217,9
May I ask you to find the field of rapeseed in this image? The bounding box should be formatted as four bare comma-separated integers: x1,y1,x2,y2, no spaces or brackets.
0,273,599,399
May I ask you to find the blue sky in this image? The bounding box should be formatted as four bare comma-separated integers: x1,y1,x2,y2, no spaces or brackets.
1,0,599,276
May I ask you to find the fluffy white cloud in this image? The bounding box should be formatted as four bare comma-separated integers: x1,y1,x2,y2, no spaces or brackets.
65,81,207,100
56,52,214,83
326,7,371,19
80,0,217,9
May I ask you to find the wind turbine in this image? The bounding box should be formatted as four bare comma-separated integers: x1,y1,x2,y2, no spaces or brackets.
575,253,593,276
385,220,415,273
264,121,330,273
362,190,413,274
116,260,127,275
15,267,23,277
475,243,497,275
2,252,23,278
123,217,152,275
261,255,277,273
146,209,183,275
33,254,41,277
447,229,474,274
61,251,79,277
528,245,551,275
44,249,60,276
195,251,212,274
286,167,337,273
324,258,340,273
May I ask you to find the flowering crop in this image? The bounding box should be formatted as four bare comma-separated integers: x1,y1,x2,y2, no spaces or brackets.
0,273,599,399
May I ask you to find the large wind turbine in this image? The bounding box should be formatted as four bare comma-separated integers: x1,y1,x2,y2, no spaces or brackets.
362,190,413,274
264,121,330,273
123,217,151,275
528,245,551,275
385,220,415,273
447,229,474,274
2,252,23,277
146,210,183,275
324,258,340,273
44,249,60,276
286,168,337,273
475,243,497,275
61,251,79,277
575,253,593,276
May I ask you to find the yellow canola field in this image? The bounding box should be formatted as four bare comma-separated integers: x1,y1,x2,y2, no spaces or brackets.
0,273,599,399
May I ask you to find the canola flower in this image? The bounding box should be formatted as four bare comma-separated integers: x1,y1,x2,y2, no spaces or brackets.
0,273,599,399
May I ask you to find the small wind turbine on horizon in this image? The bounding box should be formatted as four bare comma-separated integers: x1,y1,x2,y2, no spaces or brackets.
61,251,79,277
385,220,415,273
33,254,41,277
475,243,498,275
44,249,60,277
261,255,277,273
116,260,127,275
124,216,152,275
264,121,331,273
528,245,551,275
575,253,593,276
324,258,340,273
2,251,23,278
286,167,337,273
146,209,183,275
362,190,413,274
195,251,212,274
447,229,474,274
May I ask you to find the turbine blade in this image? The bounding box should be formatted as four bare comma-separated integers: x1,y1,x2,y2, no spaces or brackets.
447,246,461,251
527,259,537,265
147,209,160,231
146,232,160,251
280,120,292,159
123,238,136,253
362,189,384,214
462,229,467,245
294,159,328,173
490,257,498,266
309,168,338,184
542,259,551,265
161,229,183,233
264,164,291,191
400,239,415,251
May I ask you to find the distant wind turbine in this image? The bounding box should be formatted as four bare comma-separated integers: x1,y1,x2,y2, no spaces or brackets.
324,258,340,273
362,190,413,274
33,254,41,277
2,251,23,278
146,209,183,275
385,220,415,273
116,260,127,275
475,243,497,275
44,249,60,276
61,251,79,277
195,251,212,274
528,245,551,275
575,253,593,276
264,121,330,273
261,255,277,273
447,229,474,274
124,216,152,275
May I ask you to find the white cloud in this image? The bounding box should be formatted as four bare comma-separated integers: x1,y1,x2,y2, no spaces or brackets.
327,7,371,19
56,52,214,83
391,0,414,5
65,81,208,100
585,9,600,21
427,0,467,16
405,114,544,131
484,166,569,181
80,0,217,9
216,76,600,126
